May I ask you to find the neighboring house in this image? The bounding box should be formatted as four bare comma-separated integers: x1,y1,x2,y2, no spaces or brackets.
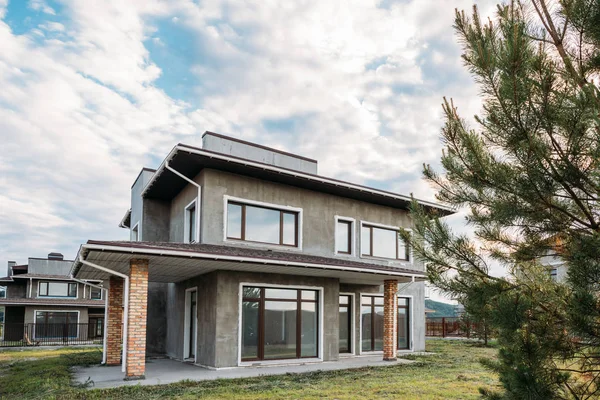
0,253,105,344
71,132,454,379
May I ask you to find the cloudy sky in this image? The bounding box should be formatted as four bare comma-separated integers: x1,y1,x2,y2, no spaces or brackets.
0,0,498,297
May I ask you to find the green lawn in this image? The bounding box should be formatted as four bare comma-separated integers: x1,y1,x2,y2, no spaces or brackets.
0,339,500,399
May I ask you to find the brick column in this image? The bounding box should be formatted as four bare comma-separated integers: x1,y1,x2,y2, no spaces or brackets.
125,258,149,380
106,277,124,365
383,280,398,361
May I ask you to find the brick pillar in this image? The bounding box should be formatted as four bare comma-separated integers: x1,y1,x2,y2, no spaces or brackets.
106,277,124,365
383,280,398,361
125,258,149,380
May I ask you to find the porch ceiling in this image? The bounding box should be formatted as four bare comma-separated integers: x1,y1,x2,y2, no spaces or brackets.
73,242,424,285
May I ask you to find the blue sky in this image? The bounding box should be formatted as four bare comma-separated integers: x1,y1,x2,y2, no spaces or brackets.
0,0,499,300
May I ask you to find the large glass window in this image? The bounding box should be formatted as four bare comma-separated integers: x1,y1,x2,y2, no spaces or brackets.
35,311,78,338
361,295,410,352
339,295,352,353
241,286,319,361
90,286,102,300
227,202,299,247
360,225,410,261
0,286,6,298
336,220,352,254
38,282,77,298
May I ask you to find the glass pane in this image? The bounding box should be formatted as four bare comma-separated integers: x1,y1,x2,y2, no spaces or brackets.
0,286,5,298
301,303,318,357
39,282,48,296
398,236,409,260
397,298,408,306
265,288,297,300
398,307,409,350
242,301,259,359
336,221,350,253
0,306,4,323
361,305,372,352
68,283,77,297
282,212,296,246
189,205,196,242
372,227,397,258
373,306,384,351
264,301,297,359
47,282,69,297
339,295,349,305
374,296,384,305
361,226,371,255
227,203,243,239
245,206,281,244
91,287,102,300
243,286,261,299
339,304,350,353
301,290,316,300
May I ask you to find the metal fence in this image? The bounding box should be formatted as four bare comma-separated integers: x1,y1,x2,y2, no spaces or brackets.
0,323,104,347
426,317,476,338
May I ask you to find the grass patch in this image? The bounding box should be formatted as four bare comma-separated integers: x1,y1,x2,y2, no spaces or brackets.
0,340,500,399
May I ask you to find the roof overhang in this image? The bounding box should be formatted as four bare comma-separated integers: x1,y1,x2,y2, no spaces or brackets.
72,243,426,285
119,209,131,229
141,143,455,216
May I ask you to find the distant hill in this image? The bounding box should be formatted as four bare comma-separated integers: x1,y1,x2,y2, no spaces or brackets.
425,299,457,318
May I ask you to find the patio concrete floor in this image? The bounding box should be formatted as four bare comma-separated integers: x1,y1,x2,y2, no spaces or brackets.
74,355,415,389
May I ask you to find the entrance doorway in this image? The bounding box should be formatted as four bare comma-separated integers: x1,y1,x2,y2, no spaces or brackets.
184,288,198,361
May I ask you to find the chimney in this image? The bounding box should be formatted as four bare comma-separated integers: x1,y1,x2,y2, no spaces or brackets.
48,252,64,261
7,261,16,276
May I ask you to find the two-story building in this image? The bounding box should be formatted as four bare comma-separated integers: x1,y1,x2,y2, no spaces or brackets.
0,253,105,344
71,132,454,380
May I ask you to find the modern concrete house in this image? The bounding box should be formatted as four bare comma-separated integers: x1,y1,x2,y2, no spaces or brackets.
71,132,454,380
0,253,105,344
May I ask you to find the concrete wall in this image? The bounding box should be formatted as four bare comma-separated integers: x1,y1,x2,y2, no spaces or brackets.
146,282,168,356
142,198,171,242
5,281,26,298
28,259,73,275
200,169,421,272
203,133,318,174
130,169,154,241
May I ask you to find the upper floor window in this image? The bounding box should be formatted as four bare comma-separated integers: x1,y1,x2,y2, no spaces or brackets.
227,201,299,247
0,286,6,298
335,218,354,255
360,223,410,261
550,268,558,281
90,286,102,300
184,199,198,243
38,282,77,298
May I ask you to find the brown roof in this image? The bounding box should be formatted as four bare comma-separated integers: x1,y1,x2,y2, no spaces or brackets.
0,298,104,307
11,274,73,280
83,240,425,276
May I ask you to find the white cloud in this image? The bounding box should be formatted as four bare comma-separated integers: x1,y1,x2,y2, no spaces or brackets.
0,0,500,290
28,0,56,15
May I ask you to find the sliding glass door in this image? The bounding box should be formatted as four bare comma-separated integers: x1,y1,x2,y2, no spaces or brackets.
339,295,352,353
241,286,319,361
361,295,410,352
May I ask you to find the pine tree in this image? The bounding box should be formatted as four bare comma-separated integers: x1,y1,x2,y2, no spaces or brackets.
403,1,600,398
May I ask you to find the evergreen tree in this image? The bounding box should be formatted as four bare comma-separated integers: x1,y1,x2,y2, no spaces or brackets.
402,1,600,398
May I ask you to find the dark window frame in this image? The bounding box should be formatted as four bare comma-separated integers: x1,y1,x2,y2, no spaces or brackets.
38,281,78,298
339,294,352,353
360,224,410,261
0,286,6,299
90,286,102,300
336,220,353,255
241,286,319,362
227,202,299,247
361,295,411,352
185,201,197,243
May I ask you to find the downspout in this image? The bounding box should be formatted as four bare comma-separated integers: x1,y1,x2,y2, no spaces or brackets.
166,162,201,242
78,256,129,373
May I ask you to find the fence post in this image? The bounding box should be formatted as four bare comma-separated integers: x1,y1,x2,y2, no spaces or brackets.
442,317,446,338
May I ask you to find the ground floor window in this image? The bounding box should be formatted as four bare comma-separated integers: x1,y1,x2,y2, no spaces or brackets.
339,295,352,353
241,286,319,361
35,311,78,338
0,306,4,340
361,295,410,352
